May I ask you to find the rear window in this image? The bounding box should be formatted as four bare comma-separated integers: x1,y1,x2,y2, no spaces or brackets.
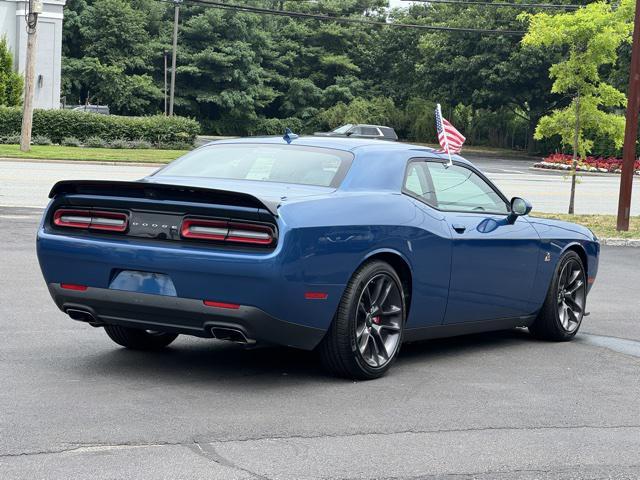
158,144,354,188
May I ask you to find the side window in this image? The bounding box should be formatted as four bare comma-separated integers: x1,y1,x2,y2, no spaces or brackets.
361,126,380,136
403,162,438,208
426,162,508,214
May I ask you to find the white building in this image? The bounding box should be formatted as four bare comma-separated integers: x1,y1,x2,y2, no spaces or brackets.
0,0,65,109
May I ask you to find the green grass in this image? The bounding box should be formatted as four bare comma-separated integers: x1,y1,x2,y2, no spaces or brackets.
533,212,640,239
0,144,188,163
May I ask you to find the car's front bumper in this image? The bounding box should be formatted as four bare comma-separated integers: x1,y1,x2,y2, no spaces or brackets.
48,283,326,350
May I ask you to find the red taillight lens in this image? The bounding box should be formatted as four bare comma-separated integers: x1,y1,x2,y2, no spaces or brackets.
53,209,128,232
181,218,274,246
203,300,241,309
60,283,88,291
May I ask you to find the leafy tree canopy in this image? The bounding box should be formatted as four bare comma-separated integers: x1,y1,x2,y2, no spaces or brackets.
0,36,23,107
522,0,633,156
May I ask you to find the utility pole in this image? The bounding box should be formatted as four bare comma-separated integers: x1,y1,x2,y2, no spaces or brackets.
20,0,42,152
617,0,640,231
169,0,181,116
164,50,168,116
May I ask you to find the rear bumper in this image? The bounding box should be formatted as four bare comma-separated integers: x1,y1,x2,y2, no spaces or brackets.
48,283,326,350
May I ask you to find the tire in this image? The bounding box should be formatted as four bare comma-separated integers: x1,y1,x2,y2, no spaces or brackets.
104,325,178,350
529,251,587,341
319,260,406,380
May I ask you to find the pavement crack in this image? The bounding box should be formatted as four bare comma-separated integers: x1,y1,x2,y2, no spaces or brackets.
3,425,639,461
189,423,640,446
0,441,184,459
187,440,271,480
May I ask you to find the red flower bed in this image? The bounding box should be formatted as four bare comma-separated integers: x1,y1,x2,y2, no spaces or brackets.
540,153,640,173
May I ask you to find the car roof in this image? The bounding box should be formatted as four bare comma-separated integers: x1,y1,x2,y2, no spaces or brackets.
206,135,471,164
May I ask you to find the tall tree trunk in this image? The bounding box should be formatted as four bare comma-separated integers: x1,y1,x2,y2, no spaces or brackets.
568,92,580,214
526,109,540,155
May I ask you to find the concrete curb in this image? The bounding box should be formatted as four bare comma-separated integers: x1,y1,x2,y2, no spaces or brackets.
600,238,640,247
0,157,165,167
529,166,623,177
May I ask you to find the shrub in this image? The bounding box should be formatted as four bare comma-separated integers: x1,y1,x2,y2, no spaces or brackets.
0,133,20,144
250,117,304,136
0,107,200,144
61,136,81,147
32,135,53,145
127,139,152,149
84,136,107,148
108,139,129,149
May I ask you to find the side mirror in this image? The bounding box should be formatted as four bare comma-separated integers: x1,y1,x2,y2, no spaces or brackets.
345,130,354,136
507,197,532,224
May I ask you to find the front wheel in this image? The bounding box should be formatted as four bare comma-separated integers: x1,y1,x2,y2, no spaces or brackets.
319,260,406,380
529,251,587,341
104,325,178,350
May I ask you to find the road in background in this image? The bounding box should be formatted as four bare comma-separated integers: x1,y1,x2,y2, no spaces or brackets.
0,209,639,479
2,157,637,214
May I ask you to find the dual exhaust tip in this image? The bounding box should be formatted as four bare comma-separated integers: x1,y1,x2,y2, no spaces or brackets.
66,308,103,326
210,326,255,345
66,309,254,345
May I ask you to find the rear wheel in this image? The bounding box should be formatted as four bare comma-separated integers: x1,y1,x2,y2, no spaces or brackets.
104,325,178,350
529,251,587,341
319,260,405,380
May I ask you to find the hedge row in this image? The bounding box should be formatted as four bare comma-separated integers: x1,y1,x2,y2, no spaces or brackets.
0,107,200,144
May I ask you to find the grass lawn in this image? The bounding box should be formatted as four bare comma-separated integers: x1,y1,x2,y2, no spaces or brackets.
0,144,187,163
533,212,640,239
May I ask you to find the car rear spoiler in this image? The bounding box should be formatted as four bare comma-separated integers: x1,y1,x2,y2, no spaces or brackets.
48,180,280,216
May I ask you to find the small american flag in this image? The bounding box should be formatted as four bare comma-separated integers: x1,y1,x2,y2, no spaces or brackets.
435,104,466,155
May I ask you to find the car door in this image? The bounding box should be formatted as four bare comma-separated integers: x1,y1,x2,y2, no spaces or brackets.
408,159,541,324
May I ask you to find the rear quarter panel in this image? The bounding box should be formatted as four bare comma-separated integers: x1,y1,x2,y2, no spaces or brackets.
278,192,452,329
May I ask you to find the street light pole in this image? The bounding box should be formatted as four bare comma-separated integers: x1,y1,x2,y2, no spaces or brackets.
617,0,640,231
169,0,181,116
20,0,41,152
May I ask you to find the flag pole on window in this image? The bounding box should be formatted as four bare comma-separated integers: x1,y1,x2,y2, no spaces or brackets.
435,103,466,168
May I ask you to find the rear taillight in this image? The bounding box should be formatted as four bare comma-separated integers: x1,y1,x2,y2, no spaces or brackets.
53,208,128,232
181,218,275,246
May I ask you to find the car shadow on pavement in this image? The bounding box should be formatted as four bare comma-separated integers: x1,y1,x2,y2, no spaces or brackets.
70,328,538,386
399,327,536,363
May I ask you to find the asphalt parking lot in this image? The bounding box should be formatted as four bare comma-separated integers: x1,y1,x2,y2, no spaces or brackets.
1,206,639,479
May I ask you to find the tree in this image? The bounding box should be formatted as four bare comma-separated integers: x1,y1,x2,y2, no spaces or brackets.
403,3,561,153
522,0,634,213
0,36,23,107
61,0,163,113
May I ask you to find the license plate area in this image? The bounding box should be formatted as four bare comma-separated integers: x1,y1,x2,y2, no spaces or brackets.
109,270,177,296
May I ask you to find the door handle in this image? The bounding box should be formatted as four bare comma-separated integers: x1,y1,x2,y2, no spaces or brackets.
452,224,466,234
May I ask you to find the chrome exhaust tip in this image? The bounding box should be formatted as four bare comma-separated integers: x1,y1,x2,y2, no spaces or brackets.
66,308,100,325
210,327,254,344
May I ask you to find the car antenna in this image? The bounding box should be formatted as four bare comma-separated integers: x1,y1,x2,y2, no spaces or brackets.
283,128,299,144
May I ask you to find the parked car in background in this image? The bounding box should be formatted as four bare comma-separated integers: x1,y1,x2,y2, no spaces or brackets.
71,105,110,115
315,124,398,141
37,136,599,380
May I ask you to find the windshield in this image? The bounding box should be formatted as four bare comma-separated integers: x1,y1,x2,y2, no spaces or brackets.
332,124,353,134
158,144,354,188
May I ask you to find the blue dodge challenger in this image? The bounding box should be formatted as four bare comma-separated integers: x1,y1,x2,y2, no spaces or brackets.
37,136,599,379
